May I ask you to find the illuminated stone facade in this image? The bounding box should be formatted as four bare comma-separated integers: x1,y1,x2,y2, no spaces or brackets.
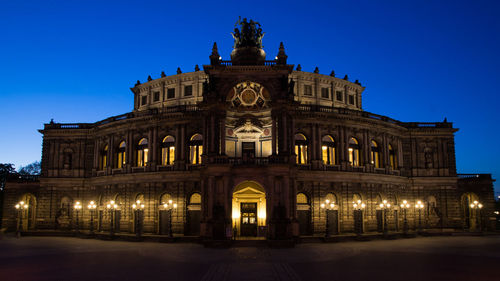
2,23,496,241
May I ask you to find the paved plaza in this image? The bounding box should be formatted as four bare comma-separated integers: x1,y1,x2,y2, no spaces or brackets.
0,235,499,281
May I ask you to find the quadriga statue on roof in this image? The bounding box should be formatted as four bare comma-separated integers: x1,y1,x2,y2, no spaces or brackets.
231,17,265,49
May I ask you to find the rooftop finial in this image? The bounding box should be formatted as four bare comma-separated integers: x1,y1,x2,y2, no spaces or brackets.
161,71,166,78
195,65,200,71
210,42,221,65
147,75,152,81
276,42,287,65
330,70,335,77
177,67,182,74
296,64,302,71
314,67,319,74
344,74,349,81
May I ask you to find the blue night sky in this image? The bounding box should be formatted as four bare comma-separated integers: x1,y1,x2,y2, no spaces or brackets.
1,0,499,194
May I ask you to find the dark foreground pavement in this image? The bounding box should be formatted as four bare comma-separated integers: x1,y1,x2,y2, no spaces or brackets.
1,236,499,281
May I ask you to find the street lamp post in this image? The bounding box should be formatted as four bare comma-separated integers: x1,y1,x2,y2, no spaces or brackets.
14,201,28,238
320,199,336,238
87,201,97,234
353,200,366,236
162,200,177,238
379,200,391,235
132,200,145,238
73,201,82,233
400,200,410,235
470,200,483,232
106,200,118,236
415,200,424,233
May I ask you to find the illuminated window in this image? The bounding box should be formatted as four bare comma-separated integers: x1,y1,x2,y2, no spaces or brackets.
99,145,108,170
189,134,203,165
117,141,126,168
294,134,308,164
189,193,201,204
389,144,397,169
161,135,175,166
137,138,149,167
348,137,360,166
370,140,380,168
297,193,308,204
321,135,336,165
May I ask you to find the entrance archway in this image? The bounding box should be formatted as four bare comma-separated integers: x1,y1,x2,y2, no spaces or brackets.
462,192,479,230
232,181,266,238
19,193,36,231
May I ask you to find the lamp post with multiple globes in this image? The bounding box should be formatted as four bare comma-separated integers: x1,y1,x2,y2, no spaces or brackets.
470,200,483,231
320,199,335,237
132,200,145,237
87,201,97,234
379,200,391,235
106,200,118,236
400,200,410,234
162,200,177,237
14,201,28,238
73,201,82,233
353,200,366,235
415,200,424,232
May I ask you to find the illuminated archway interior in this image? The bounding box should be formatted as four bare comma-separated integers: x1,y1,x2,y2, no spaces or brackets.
232,181,266,237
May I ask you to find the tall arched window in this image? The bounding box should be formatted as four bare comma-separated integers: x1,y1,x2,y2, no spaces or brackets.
137,138,149,167
321,135,336,165
389,144,396,169
99,145,108,170
161,136,175,166
116,141,126,168
294,134,308,164
348,137,360,166
370,140,380,168
189,134,203,165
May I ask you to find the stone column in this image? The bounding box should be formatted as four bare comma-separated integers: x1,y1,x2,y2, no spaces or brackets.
108,135,114,172
272,116,277,155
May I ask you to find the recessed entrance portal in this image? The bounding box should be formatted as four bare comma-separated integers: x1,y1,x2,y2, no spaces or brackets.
232,181,266,238
240,203,257,236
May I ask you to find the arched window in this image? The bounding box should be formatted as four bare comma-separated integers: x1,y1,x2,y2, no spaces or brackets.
297,193,308,204
294,134,308,164
116,141,126,168
189,193,201,204
321,135,336,165
189,134,203,165
137,138,148,167
389,144,397,169
99,145,108,170
160,193,172,205
161,136,175,166
348,137,360,166
370,140,380,168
